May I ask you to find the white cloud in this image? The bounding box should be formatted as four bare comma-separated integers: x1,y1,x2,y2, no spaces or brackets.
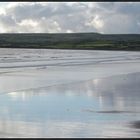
18,19,39,27
66,29,73,33
0,8,6,15
86,15,104,31
0,2,139,33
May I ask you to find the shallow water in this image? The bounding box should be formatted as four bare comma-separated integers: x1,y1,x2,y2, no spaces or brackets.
0,72,140,137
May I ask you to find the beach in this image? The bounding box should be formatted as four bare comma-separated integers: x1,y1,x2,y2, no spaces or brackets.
0,48,140,137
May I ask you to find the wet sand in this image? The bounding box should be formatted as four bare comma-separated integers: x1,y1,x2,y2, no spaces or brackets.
0,49,140,93
0,49,140,137
130,121,140,129
0,72,140,137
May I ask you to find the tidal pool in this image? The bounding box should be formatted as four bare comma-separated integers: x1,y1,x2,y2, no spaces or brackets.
0,72,140,137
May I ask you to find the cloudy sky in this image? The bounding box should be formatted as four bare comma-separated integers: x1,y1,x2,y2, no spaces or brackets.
0,2,140,34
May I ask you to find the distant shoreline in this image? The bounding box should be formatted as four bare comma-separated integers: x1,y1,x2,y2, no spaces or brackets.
0,47,140,52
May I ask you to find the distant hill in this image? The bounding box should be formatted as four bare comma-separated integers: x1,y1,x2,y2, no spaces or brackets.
0,33,140,51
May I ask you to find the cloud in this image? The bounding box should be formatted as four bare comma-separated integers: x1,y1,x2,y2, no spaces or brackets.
86,15,104,31
0,2,139,33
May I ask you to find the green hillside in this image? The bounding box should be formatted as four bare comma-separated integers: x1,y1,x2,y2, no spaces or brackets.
0,33,140,51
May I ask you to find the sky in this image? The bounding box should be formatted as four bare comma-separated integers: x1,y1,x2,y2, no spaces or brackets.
0,2,140,34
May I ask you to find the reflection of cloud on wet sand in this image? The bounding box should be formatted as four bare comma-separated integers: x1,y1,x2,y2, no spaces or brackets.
1,72,140,137
0,119,139,138
0,119,42,137
7,72,140,112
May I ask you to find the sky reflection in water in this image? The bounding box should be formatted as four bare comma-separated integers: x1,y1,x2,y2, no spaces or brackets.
0,72,140,137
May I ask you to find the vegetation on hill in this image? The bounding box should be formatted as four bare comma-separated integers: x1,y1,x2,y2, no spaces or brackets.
0,33,140,51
